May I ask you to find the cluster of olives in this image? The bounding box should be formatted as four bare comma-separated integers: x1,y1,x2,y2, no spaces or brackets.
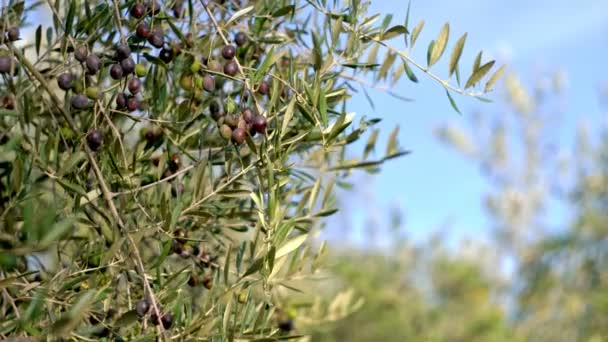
135,299,173,329
170,228,216,290
212,103,268,145
130,1,185,65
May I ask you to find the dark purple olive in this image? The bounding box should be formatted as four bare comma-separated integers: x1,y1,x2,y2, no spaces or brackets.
115,44,131,60
202,75,215,92
120,57,135,74
74,46,88,62
258,80,270,95
161,313,173,329
0,56,14,74
158,48,173,63
231,127,246,145
235,32,247,47
130,3,146,18
71,94,89,110
128,78,141,94
85,54,101,74
136,23,151,39
222,45,236,60
126,97,139,112
110,64,123,80
57,72,74,90
86,130,103,151
223,60,238,76
148,31,164,48
242,108,254,123
7,27,20,42
252,115,267,134
135,299,150,317
116,93,127,109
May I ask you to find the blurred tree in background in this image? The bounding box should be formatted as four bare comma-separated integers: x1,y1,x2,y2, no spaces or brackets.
312,68,608,341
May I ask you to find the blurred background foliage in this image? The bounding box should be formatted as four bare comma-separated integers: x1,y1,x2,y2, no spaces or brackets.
303,68,608,341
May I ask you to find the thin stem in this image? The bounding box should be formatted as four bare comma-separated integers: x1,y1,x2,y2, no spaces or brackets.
111,0,127,44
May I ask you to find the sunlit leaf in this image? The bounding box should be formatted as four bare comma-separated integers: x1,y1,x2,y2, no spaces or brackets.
484,64,506,92
465,60,495,89
449,33,467,76
429,23,449,67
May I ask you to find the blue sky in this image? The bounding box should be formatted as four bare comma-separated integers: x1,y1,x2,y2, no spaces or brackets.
328,0,608,246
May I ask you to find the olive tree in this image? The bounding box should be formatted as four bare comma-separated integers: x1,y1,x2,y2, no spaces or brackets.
0,0,500,339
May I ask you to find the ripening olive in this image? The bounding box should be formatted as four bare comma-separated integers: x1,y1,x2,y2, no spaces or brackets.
110,64,123,80
252,115,267,134
130,3,146,18
222,45,236,60
57,72,74,90
74,46,88,62
86,130,103,151
121,57,136,74
224,60,238,76
115,44,131,60
71,94,89,110
235,31,248,47
136,23,151,39
85,54,101,74
231,127,246,145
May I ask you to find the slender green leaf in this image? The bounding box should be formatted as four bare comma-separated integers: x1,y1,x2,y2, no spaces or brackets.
403,60,418,83
449,33,467,76
272,5,294,18
410,20,425,48
276,234,308,259
35,25,42,56
386,126,400,156
472,51,482,73
465,60,495,89
445,89,461,114
429,23,449,67
382,25,408,41
341,62,379,69
226,6,254,26
484,64,506,92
